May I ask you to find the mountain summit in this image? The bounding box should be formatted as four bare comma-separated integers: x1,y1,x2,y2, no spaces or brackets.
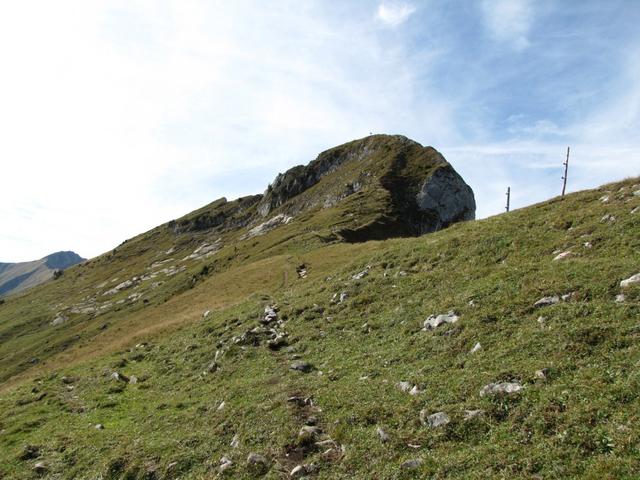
0,251,84,298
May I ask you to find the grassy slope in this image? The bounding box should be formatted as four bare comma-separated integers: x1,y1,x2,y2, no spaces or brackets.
0,178,639,479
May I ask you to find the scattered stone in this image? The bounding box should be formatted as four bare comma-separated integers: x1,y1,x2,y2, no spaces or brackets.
553,251,572,261
183,240,222,261
615,294,626,303
95,424,104,430
298,425,322,445
103,279,135,296
207,361,219,373
631,206,640,214
634,189,640,197
352,266,371,280
33,462,48,474
244,214,292,239
111,372,129,383
128,375,138,385
291,464,317,477
463,409,485,421
296,264,308,279
583,241,592,249
620,273,640,288
534,296,560,308
61,376,77,385
561,292,575,301
599,195,610,203
409,385,422,396
230,434,240,448
290,361,313,373
400,458,422,470
51,314,68,326
396,381,412,393
219,456,233,473
537,316,546,325
19,444,40,460
376,426,390,442
246,453,269,474
470,342,482,354
480,381,523,397
424,411,450,428
601,213,616,223
203,310,211,319
261,306,278,324
339,292,348,303
422,311,459,330
217,401,226,411
535,368,550,380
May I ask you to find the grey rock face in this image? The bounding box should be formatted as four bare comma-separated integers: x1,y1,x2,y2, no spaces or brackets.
423,411,450,428
620,273,640,288
416,166,476,233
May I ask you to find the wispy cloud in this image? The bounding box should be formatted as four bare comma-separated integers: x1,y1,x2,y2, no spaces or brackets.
481,0,533,50
376,2,416,27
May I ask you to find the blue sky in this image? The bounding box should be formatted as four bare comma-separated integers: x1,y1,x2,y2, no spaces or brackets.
1,0,639,261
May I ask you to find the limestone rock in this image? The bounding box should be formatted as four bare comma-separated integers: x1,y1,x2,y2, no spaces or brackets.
290,361,314,373
463,409,485,420
480,381,523,397
400,458,423,470
423,411,450,428
534,296,560,308
246,453,269,474
376,426,390,442
620,273,640,288
423,311,459,330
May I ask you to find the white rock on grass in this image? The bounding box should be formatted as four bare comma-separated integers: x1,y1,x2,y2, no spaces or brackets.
352,266,371,280
615,294,626,303
203,310,211,319
409,385,423,396
631,206,640,214
425,411,450,428
219,456,233,473
396,381,412,392
246,453,269,473
470,342,482,354
400,459,423,470
422,311,459,330
463,409,485,420
534,296,560,308
479,382,523,397
553,251,572,261
230,433,239,448
601,214,616,223
620,273,640,288
376,426,390,442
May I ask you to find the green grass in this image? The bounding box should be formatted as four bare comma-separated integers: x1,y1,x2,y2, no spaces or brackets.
0,177,639,479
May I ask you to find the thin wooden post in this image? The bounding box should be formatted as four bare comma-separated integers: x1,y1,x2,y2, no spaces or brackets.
505,186,511,212
561,147,570,197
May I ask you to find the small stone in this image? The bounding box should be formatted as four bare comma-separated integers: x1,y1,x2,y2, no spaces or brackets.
537,316,546,325
396,381,412,392
230,433,239,448
409,385,422,396
352,266,371,280
583,242,592,248
425,411,450,428
128,375,138,384
217,401,226,411
480,381,523,397
463,409,485,420
376,426,390,442
203,310,211,319
33,462,48,474
534,296,560,308
620,273,640,288
470,342,482,354
535,368,550,380
553,251,572,261
219,456,233,473
601,213,616,223
401,458,422,470
615,294,626,303
111,372,129,383
297,425,321,445
634,190,640,197
599,195,610,203
95,423,104,430
423,311,459,330
51,314,68,326
561,292,575,302
246,453,269,474
290,361,313,373
631,206,640,214
339,292,348,303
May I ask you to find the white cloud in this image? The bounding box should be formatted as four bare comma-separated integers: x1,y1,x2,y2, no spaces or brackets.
376,2,416,27
481,0,532,50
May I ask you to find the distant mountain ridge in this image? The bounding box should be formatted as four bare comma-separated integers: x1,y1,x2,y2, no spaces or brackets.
0,251,84,298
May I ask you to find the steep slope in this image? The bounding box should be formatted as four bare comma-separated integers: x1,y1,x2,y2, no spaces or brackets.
0,177,638,479
0,251,84,298
0,135,473,385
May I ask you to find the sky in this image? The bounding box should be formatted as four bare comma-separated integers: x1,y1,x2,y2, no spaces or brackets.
1,0,639,261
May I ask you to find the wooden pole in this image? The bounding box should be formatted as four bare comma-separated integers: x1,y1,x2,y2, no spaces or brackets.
561,147,570,197
505,186,511,212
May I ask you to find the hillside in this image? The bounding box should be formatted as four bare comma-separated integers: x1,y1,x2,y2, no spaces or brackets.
0,136,638,479
0,251,84,298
